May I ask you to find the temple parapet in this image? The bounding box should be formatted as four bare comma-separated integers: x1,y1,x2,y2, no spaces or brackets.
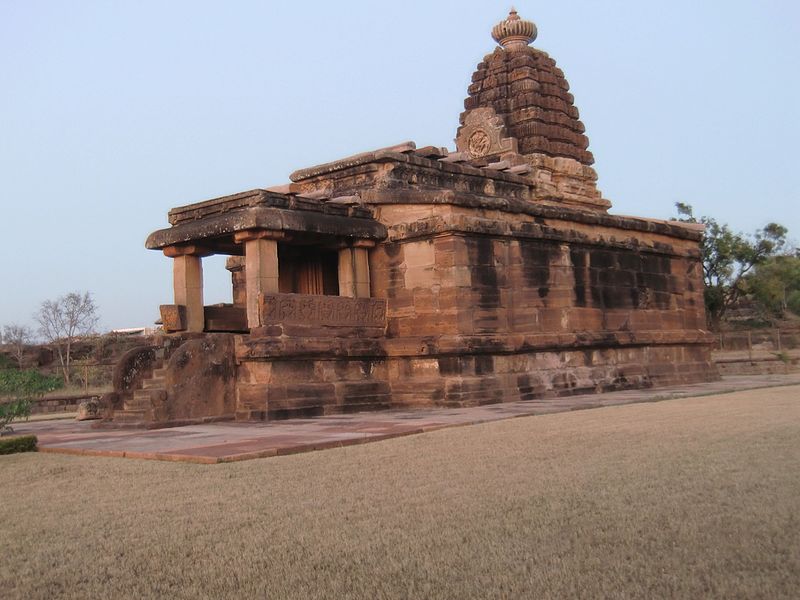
260,293,387,329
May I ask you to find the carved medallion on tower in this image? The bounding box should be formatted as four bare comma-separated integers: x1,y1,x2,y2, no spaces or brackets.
468,130,491,157
456,107,518,160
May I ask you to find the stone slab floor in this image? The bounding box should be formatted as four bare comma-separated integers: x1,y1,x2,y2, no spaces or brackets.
15,374,800,464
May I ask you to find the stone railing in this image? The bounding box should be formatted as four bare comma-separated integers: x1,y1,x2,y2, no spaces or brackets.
260,293,387,328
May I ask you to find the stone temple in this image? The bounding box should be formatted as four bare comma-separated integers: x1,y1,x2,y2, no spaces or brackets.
102,10,718,427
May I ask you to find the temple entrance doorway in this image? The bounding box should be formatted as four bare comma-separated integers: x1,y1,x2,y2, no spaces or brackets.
278,246,339,296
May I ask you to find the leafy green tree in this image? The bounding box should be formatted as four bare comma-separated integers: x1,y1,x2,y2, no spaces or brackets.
747,255,800,318
674,203,788,330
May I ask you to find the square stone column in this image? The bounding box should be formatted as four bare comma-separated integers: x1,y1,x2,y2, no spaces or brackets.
338,247,356,298
339,240,374,298
234,230,286,329
163,245,207,333
352,240,374,298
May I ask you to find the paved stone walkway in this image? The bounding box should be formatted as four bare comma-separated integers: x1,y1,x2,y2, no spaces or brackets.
17,374,800,464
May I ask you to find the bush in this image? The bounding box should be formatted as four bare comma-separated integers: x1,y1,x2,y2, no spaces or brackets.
0,434,37,454
0,369,62,397
0,369,62,432
0,398,33,432
773,351,791,364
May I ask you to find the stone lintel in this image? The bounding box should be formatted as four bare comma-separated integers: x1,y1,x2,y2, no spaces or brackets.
233,229,289,244
163,244,213,258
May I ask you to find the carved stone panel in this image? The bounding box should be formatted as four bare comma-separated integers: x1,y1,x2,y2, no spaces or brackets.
456,107,519,159
260,294,387,328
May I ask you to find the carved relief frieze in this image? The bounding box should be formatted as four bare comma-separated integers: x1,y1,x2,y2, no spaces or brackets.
260,293,387,327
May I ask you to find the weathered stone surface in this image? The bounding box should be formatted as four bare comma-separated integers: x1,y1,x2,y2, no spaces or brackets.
76,398,101,421
146,193,387,251
454,10,610,211
160,304,186,333
120,10,718,428
459,44,593,165
158,334,237,423
112,346,157,393
260,293,387,329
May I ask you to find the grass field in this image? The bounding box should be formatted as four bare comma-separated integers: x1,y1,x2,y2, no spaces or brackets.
2,386,799,599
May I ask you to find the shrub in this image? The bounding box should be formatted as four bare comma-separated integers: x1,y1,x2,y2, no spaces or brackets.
773,351,791,364
0,369,62,432
0,398,33,432
0,434,37,454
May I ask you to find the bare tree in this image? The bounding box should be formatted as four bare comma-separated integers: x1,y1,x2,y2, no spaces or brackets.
2,324,34,368
35,292,99,384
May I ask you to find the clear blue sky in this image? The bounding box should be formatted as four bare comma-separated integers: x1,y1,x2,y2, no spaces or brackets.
2,1,798,331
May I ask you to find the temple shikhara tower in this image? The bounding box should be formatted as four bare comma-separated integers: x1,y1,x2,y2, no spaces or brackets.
102,11,718,427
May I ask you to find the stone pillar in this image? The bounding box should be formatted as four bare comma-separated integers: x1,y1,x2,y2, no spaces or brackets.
352,240,374,298
163,245,207,333
339,240,374,298
338,247,356,298
225,256,246,308
234,230,286,329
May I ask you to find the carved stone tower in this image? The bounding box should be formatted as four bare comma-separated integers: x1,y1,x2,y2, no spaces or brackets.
456,9,610,211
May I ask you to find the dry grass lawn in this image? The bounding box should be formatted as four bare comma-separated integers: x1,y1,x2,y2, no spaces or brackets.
2,386,799,599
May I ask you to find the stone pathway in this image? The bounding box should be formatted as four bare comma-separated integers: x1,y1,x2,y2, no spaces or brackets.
17,374,800,464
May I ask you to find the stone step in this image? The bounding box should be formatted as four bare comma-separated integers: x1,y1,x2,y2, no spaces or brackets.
127,390,153,410
152,368,167,378
142,377,165,389
113,410,146,423
125,396,150,409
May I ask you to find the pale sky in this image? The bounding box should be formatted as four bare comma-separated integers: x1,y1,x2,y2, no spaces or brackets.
2,0,798,331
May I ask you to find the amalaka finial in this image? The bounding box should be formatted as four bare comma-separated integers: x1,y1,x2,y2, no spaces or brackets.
491,8,537,49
